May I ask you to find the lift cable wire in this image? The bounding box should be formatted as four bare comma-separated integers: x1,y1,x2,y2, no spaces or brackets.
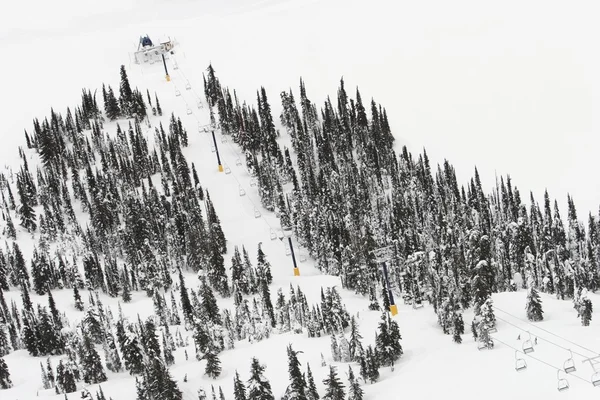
164,61,283,239
493,314,591,360
490,335,592,385
493,306,600,358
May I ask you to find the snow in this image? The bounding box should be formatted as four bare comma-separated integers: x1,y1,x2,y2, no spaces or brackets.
1,1,600,399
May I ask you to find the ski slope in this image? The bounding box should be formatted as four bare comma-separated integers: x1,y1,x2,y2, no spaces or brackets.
2,41,600,400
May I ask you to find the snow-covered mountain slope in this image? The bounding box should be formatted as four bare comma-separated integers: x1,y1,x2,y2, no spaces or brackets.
1,2,600,400
0,47,599,400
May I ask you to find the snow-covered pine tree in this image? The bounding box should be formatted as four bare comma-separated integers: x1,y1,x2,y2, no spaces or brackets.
81,333,107,384
306,363,320,400
204,348,222,379
330,334,341,362
256,245,273,285
247,357,274,400
282,345,308,400
322,365,345,400
233,370,247,400
575,290,593,326
346,366,363,400
348,316,364,362
365,346,379,383
525,285,544,322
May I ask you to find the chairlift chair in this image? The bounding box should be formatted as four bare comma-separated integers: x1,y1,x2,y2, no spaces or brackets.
522,332,534,354
210,145,216,153
173,63,179,70
412,302,424,310
563,350,576,374
285,245,291,256
254,208,261,218
224,165,231,174
185,82,191,90
592,371,600,387
487,326,498,334
235,158,242,166
175,89,181,97
249,178,257,187
557,370,569,391
477,342,489,351
221,135,228,144
197,100,203,109
186,108,192,115
515,351,527,372
239,186,246,197
269,229,277,240
299,254,307,263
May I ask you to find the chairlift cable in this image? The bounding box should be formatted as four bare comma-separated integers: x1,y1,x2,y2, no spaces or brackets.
491,336,591,385
493,306,600,357
493,315,590,359
164,66,278,235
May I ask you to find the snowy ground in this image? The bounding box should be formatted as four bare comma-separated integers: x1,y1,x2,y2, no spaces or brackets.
2,1,600,399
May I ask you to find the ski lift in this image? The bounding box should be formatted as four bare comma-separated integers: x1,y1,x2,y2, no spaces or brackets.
221,135,228,144
402,295,413,305
175,89,181,97
412,301,423,310
515,351,527,372
173,63,179,70
563,350,576,373
299,254,307,263
186,108,192,115
477,341,489,351
239,186,246,197
185,81,191,90
254,208,261,218
557,370,569,391
269,229,277,240
235,158,242,166
285,244,291,256
210,144,216,153
591,364,600,387
197,100,203,109
224,165,231,174
487,326,498,334
249,178,257,187
522,332,534,354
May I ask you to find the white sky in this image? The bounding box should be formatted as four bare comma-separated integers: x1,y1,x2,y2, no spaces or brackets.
1,0,598,219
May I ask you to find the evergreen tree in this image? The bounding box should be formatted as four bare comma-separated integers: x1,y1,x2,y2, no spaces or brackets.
73,285,84,311
204,349,222,379
81,334,107,384
576,291,593,326
247,358,274,400
233,370,247,400
322,366,345,400
283,344,307,400
0,357,12,389
525,286,544,322
346,366,363,400
306,363,320,400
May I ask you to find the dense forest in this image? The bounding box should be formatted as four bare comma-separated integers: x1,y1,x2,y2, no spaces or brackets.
0,62,595,398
